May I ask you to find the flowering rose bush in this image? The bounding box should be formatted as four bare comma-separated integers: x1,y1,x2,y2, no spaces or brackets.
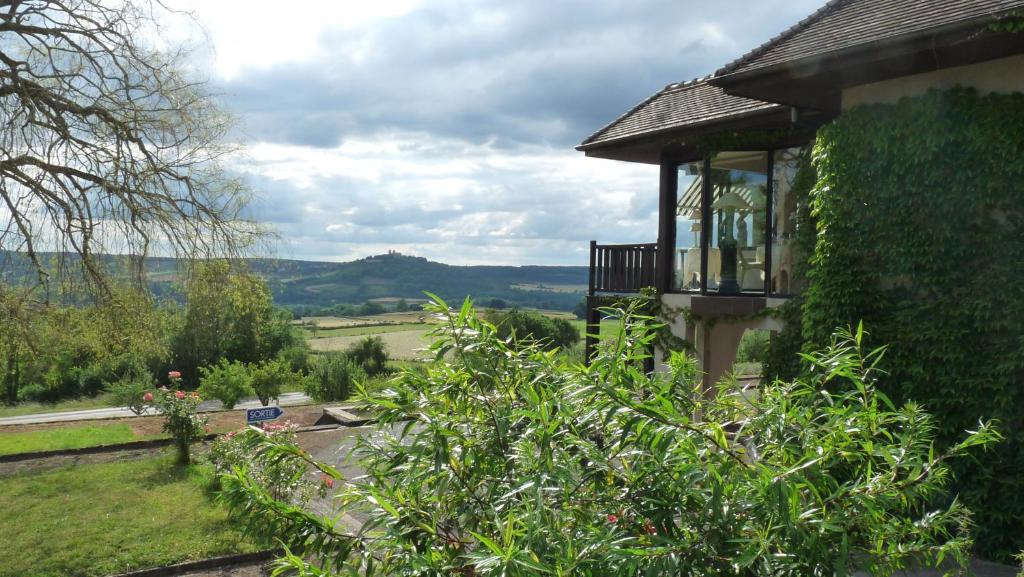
145,371,208,464
210,420,324,504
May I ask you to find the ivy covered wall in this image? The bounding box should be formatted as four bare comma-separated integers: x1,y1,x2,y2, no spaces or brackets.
793,88,1024,561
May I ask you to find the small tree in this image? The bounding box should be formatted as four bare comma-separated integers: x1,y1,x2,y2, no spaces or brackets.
249,359,298,407
198,359,253,410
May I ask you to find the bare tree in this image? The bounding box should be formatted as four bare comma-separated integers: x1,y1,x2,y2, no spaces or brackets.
0,0,262,294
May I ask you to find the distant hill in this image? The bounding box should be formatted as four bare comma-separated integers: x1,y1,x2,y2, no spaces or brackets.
249,252,588,312
1,251,589,312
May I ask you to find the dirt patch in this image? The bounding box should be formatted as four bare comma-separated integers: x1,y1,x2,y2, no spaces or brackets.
0,445,169,476
0,404,328,437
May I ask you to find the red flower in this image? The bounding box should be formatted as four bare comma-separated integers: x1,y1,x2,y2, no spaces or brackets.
320,475,335,489
142,392,153,402
168,370,182,379
606,514,618,524
174,390,185,400
643,520,657,535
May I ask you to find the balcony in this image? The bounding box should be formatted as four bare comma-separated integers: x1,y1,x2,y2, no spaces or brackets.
588,241,658,295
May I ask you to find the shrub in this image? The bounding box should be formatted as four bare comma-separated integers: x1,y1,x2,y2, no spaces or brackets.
147,372,208,464
198,359,252,410
485,308,578,351
276,343,311,374
345,336,390,377
303,352,364,402
105,363,156,416
249,359,299,407
735,329,770,364
211,422,325,504
219,299,998,576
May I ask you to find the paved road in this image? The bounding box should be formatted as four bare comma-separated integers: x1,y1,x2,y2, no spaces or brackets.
0,392,313,426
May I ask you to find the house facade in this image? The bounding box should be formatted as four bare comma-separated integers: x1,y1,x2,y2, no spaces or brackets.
579,0,1024,386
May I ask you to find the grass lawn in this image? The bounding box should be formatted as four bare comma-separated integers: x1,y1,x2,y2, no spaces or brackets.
0,423,139,456
0,453,256,577
0,395,117,419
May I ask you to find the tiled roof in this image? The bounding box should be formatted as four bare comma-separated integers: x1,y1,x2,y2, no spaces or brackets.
717,0,1024,77
579,77,781,149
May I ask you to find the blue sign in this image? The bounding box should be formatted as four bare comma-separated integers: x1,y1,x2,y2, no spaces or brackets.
247,406,284,424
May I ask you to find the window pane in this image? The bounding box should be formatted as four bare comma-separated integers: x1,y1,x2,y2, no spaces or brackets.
771,147,806,295
706,152,768,295
674,163,703,291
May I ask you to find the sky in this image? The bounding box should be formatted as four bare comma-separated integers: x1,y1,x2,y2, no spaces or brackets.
169,0,825,266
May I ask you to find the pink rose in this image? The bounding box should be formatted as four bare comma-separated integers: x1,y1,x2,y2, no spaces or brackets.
320,475,335,489
168,370,181,379
142,392,153,402
174,390,185,400
606,514,618,524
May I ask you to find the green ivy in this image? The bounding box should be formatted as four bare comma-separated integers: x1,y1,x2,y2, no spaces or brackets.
763,146,818,383
800,88,1024,561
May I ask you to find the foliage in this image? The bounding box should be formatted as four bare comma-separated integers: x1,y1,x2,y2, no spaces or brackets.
173,261,303,385
0,0,261,297
218,298,998,577
0,454,257,577
734,329,769,364
199,359,253,410
303,353,366,403
762,145,817,383
345,336,391,377
105,360,157,416
211,423,325,504
0,286,171,405
802,88,1024,560
148,374,209,464
484,308,579,351
249,359,300,407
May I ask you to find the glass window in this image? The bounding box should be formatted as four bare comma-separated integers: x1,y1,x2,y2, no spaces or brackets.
706,152,768,295
771,147,806,295
674,163,703,291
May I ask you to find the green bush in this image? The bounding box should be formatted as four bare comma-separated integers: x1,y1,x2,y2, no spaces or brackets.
802,88,1024,560
734,329,769,364
249,359,299,407
105,362,156,416
485,308,578,351
198,359,252,410
219,299,998,576
303,352,365,402
345,336,390,377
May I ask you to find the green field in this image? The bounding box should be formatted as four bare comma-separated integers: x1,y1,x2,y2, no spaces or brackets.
0,454,256,577
305,322,429,339
0,423,139,456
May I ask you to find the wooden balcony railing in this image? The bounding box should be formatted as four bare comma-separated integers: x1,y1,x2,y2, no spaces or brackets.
588,241,658,294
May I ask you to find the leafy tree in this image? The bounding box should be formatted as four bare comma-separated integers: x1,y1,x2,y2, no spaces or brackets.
220,299,998,576
198,359,253,410
573,298,588,320
487,298,508,310
357,301,386,316
174,262,299,385
395,299,410,312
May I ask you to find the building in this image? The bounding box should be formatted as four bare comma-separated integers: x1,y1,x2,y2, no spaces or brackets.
579,0,1024,386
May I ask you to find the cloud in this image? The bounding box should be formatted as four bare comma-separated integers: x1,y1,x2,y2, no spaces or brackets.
167,0,825,265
